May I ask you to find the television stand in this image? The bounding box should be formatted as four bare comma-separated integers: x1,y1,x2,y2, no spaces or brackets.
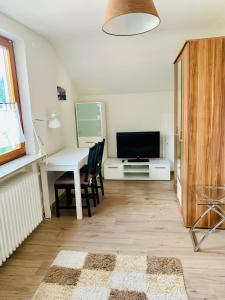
104,158,171,181
128,158,149,163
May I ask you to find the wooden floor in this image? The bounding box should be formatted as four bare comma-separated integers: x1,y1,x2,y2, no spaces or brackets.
0,180,225,299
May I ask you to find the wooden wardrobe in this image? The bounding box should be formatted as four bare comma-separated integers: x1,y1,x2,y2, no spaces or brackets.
174,37,225,228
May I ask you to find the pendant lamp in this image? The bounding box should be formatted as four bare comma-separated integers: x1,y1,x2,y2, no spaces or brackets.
102,0,161,36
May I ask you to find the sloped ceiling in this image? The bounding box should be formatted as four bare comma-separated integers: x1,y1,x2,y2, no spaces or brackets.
0,0,224,95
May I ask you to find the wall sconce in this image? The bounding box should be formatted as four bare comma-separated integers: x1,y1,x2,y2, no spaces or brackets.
35,113,61,129
33,113,61,156
47,113,61,129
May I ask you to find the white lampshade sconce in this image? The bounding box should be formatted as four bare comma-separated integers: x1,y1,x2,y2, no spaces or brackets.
48,113,61,129
33,113,61,156
34,113,61,129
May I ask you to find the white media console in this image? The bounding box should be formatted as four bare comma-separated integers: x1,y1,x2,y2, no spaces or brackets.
104,158,171,181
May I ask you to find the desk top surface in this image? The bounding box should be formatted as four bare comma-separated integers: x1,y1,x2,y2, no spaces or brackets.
44,148,89,166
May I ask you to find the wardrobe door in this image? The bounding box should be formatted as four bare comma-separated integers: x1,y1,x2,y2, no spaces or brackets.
180,44,190,226
174,59,183,205
174,43,190,226
188,38,225,227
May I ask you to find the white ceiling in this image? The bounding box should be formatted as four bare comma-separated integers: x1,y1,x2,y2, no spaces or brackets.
0,0,225,95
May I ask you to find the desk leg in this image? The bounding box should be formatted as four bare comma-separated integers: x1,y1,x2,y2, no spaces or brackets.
74,169,83,220
40,165,52,219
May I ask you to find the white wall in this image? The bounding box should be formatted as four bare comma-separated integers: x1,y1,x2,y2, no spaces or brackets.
57,61,78,148
0,12,78,155
79,91,174,169
0,12,78,204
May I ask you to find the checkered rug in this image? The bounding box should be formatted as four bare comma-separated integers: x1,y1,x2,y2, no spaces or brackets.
33,250,188,300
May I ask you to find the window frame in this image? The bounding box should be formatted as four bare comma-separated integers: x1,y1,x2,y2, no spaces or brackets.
0,35,26,165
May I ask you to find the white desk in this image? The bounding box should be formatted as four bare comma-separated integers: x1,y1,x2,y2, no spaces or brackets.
39,148,89,220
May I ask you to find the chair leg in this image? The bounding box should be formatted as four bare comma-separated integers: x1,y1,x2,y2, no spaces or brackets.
54,186,60,217
94,176,100,204
91,181,97,207
66,188,72,207
84,186,92,217
99,170,104,196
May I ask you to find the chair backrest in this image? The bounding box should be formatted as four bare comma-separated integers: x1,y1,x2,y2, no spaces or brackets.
96,139,105,172
85,144,98,181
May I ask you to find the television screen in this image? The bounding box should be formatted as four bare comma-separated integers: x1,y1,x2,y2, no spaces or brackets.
117,131,160,158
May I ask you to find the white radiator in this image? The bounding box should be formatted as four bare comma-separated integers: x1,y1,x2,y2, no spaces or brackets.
0,172,43,266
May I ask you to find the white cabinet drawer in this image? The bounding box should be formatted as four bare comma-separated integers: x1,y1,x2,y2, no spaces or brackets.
150,164,170,180
104,165,123,180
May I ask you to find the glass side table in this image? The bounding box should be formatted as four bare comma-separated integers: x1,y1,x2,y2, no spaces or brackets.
189,185,225,252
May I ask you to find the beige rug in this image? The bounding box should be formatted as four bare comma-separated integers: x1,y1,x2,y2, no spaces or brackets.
33,251,188,300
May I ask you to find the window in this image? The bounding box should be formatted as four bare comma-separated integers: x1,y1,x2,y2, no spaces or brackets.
0,36,25,165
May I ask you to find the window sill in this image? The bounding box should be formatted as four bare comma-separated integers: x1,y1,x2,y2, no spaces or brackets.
0,154,45,180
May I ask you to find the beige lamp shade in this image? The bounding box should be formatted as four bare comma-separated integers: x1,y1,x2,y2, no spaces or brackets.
102,0,160,36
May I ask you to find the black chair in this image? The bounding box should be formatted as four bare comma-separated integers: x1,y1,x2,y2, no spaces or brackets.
54,144,98,218
96,139,105,196
80,139,105,204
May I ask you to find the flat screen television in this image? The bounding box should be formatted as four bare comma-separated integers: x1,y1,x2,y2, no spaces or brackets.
117,131,160,160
